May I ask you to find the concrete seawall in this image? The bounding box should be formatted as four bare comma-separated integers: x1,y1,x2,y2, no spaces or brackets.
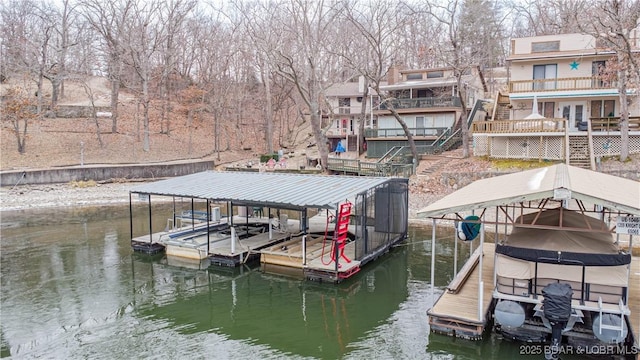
0,160,216,187
1,160,637,188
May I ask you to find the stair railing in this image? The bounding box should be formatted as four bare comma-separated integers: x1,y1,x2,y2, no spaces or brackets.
587,120,596,170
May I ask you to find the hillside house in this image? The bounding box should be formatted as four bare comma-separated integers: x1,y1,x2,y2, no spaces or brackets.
324,78,381,154
473,31,640,168
366,66,488,157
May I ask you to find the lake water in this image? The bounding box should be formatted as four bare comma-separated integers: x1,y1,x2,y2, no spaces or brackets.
1,205,533,359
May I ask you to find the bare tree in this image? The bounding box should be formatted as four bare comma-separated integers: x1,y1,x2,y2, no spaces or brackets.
235,0,280,154
343,0,423,164
157,0,197,136
196,10,237,158
577,0,640,161
79,78,104,147
121,0,162,152
81,0,134,133
510,0,585,37
46,0,79,106
265,0,345,172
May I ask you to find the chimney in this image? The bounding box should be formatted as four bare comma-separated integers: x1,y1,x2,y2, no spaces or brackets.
387,65,400,85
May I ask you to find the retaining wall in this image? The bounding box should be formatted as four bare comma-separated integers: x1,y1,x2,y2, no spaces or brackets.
0,160,215,187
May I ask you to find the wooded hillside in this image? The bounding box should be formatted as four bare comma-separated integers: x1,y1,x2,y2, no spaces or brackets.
2,0,639,169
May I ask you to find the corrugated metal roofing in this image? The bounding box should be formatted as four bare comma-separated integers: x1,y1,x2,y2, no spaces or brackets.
130,171,399,210
417,163,640,217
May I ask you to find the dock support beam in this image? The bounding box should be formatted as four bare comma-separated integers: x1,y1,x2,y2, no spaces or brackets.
431,218,436,295
302,234,307,265
478,223,485,322
231,226,236,254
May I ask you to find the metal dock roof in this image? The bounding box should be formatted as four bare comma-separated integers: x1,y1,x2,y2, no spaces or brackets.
417,163,640,217
130,171,403,210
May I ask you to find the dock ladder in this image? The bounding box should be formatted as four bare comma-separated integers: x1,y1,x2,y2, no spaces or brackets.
334,201,352,265
596,298,627,338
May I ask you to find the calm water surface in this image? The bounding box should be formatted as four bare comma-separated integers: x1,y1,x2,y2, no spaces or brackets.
1,205,534,359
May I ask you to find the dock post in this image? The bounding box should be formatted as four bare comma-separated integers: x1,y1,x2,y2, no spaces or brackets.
431,218,436,294
269,218,273,239
231,227,236,254
478,223,485,322
454,226,458,278
129,193,133,244
302,234,307,265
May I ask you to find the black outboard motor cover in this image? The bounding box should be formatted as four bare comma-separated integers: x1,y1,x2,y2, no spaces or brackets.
542,282,572,323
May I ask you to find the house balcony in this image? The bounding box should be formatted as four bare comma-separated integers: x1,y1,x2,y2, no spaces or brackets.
331,106,365,115
365,127,449,138
326,128,356,137
378,96,461,111
509,76,618,93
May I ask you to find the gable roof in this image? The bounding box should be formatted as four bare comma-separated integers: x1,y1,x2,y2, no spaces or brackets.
416,163,640,217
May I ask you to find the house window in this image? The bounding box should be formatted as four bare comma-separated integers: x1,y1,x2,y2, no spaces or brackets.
416,89,432,98
338,97,350,114
406,73,423,80
539,101,555,118
427,71,444,78
591,100,615,118
531,41,560,53
415,116,425,136
533,64,557,90
592,61,607,87
592,61,606,75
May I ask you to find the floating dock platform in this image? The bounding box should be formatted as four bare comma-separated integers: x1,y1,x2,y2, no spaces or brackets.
427,243,495,340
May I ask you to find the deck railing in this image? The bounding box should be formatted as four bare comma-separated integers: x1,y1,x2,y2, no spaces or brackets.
472,117,640,134
378,96,461,110
472,118,566,133
326,157,414,177
364,127,450,138
590,117,640,131
509,76,618,93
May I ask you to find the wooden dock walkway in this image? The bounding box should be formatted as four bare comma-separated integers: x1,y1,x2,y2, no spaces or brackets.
427,242,495,340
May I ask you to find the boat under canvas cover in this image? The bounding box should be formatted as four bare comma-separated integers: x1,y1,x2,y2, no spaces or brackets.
496,208,631,290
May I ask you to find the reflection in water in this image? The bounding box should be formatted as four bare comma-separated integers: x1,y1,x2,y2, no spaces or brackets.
1,206,526,359
131,246,410,359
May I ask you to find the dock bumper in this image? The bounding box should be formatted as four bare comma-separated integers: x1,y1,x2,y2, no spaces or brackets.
132,241,165,255
304,265,360,283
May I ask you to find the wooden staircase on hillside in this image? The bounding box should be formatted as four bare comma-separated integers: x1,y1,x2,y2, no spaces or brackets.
492,92,511,121
566,134,594,169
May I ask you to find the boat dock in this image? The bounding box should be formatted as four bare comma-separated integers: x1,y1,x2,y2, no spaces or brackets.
427,243,495,340
128,171,409,283
428,245,640,349
419,164,640,351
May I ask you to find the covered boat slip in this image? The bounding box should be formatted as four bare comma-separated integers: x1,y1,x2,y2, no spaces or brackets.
129,171,409,282
417,163,640,348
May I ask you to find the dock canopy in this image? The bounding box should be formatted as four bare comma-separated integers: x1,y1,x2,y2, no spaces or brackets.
417,163,640,218
130,171,403,210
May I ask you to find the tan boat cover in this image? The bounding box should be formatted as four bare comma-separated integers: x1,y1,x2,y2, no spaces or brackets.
496,208,629,286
